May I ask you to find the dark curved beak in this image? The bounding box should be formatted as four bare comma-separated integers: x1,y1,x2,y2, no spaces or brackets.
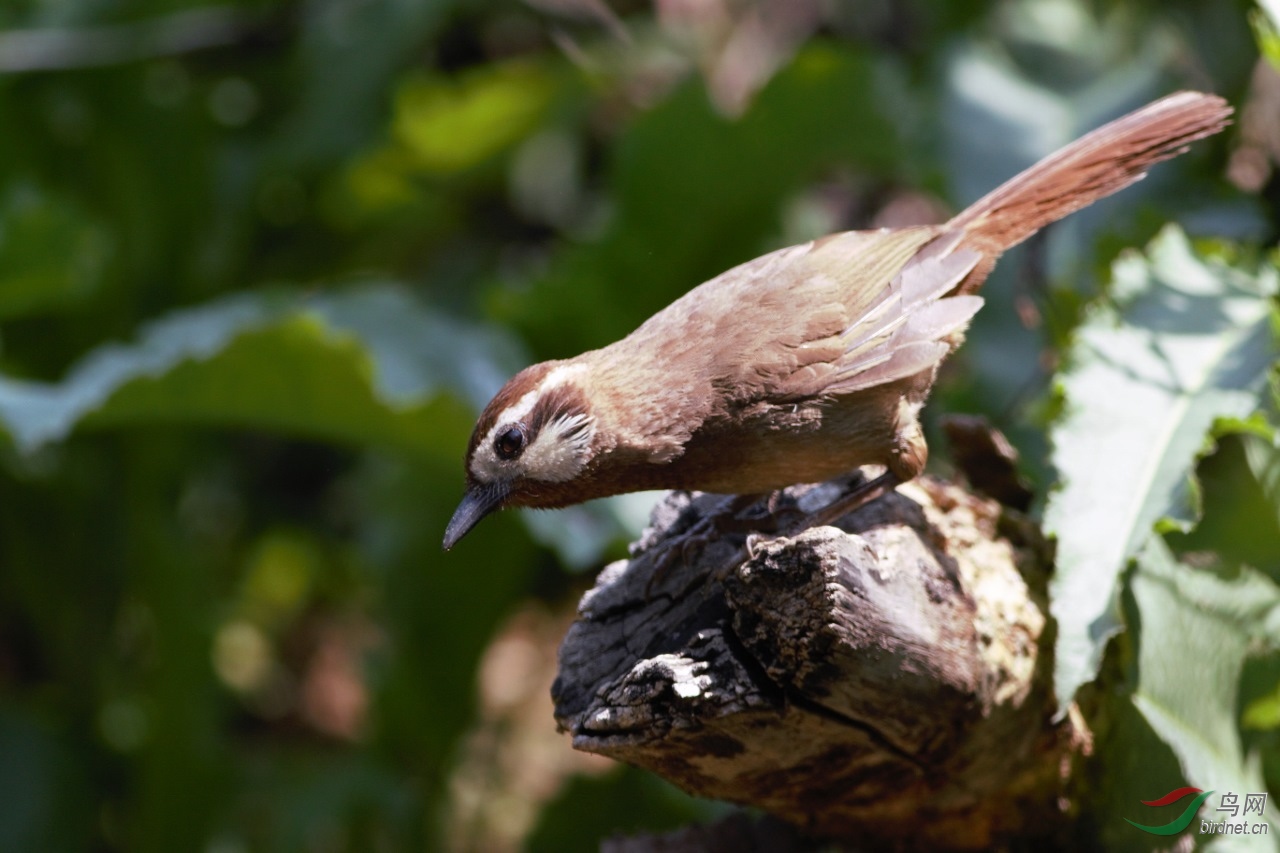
442,482,509,550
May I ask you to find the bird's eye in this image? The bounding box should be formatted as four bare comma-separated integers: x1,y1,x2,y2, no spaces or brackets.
493,424,527,460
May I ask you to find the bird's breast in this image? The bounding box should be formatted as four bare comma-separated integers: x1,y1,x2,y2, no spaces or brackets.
653,383,908,494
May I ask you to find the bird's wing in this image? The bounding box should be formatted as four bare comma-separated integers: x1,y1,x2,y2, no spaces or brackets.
727,224,983,399
594,227,982,460
828,230,983,393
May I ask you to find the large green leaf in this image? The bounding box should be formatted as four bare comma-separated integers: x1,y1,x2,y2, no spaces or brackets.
1046,227,1280,712
0,285,520,458
0,284,644,567
1127,539,1280,848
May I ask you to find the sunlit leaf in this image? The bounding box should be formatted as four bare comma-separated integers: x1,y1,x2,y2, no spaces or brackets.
1127,539,1280,843
1255,1,1280,69
392,62,557,174
1046,227,1280,713
0,285,520,458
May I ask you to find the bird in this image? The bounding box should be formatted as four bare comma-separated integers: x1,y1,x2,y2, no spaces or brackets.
443,91,1232,552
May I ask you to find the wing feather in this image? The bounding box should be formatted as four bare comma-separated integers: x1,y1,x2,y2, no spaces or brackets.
590,226,986,455
828,234,983,393
833,341,952,394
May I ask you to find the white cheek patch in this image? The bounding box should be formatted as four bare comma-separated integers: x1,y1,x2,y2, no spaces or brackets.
520,413,594,482
471,412,594,483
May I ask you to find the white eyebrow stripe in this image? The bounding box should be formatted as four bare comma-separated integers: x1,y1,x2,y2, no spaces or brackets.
478,387,539,454
476,363,587,452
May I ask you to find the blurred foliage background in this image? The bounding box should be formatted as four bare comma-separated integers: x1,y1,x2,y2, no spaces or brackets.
0,0,1277,850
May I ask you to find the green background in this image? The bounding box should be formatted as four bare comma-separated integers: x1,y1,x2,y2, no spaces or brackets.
0,0,1276,850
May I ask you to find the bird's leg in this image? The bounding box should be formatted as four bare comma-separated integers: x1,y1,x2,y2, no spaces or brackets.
792,471,902,533
736,489,800,532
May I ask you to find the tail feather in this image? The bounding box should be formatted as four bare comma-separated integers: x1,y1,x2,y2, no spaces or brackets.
947,91,1232,256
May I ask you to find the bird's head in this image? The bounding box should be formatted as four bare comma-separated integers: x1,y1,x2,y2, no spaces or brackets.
443,361,599,549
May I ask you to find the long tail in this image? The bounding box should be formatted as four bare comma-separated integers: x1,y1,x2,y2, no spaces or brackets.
947,91,1232,258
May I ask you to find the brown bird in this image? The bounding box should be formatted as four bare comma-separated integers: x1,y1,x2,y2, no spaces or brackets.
444,91,1231,551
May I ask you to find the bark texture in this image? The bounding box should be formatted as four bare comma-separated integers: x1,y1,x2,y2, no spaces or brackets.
552,474,1078,851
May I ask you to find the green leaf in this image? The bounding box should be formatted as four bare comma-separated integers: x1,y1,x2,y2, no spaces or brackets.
498,43,900,359
0,283,649,568
1046,227,1280,712
391,62,557,174
1243,432,1280,532
278,0,459,167
527,767,713,853
0,709,90,852
1127,539,1280,845
1255,2,1280,69
0,185,109,320
0,285,520,458
1243,682,1280,730
1169,429,1280,576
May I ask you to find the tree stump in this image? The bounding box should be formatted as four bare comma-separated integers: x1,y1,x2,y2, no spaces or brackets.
552,473,1080,851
